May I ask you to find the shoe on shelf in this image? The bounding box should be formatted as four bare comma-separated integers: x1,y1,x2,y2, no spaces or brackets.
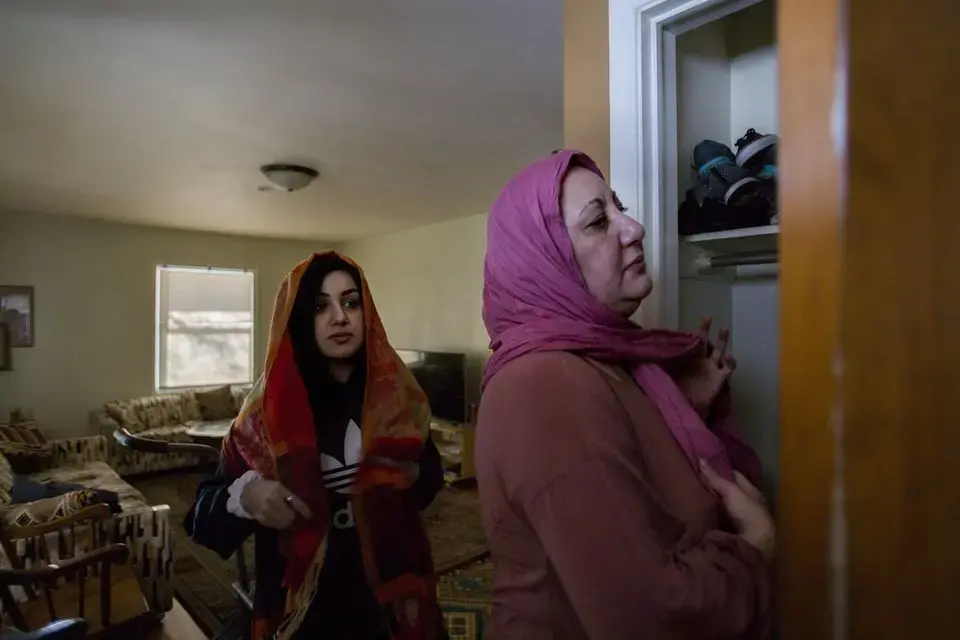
756,164,777,180
754,180,778,223
735,128,779,171
679,187,725,235
678,185,775,236
692,139,763,207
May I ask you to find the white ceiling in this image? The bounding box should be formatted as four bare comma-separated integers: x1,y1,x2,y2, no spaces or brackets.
0,0,562,241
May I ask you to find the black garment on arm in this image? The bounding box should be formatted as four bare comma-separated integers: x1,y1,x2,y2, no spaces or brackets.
414,431,444,510
185,466,255,559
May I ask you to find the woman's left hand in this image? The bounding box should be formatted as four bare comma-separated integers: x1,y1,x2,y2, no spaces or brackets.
370,456,420,488
677,316,737,418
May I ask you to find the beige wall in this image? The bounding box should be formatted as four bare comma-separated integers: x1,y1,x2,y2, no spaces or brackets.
341,213,489,403
564,0,610,175
0,211,323,437
342,2,611,405
0,3,614,436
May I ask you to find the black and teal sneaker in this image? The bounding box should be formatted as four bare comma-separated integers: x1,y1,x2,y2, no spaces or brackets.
692,139,763,207
734,128,779,176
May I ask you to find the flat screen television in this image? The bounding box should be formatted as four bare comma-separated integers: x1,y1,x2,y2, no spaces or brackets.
396,349,467,424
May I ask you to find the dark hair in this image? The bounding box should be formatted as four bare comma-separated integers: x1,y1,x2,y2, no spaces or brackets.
287,255,366,410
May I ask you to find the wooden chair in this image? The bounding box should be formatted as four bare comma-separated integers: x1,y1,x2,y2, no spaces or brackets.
111,428,221,459
114,428,255,639
1,618,88,640
113,430,256,615
0,503,161,638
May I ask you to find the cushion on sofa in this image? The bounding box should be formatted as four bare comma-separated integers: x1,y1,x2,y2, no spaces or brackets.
139,396,189,429
0,422,48,447
27,462,149,516
0,453,11,505
0,422,53,473
181,391,203,422
6,489,118,528
104,401,143,432
231,386,250,413
195,385,235,420
139,400,168,430
139,424,194,443
105,393,194,433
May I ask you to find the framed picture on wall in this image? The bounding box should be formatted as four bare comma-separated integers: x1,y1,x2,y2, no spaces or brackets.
0,322,11,370
0,286,34,347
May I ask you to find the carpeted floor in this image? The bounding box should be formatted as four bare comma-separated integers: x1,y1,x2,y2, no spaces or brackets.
437,559,494,640
132,469,491,638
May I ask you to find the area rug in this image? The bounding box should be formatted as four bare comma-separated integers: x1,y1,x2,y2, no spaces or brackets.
438,558,494,640
132,469,489,637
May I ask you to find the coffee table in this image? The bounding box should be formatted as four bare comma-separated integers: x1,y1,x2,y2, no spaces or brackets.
185,420,232,448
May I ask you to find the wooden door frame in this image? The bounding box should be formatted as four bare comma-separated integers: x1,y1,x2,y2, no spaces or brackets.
782,0,960,637
608,0,960,636
777,0,842,635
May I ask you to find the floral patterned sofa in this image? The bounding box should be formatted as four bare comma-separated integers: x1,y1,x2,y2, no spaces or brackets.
91,385,246,477
0,435,173,618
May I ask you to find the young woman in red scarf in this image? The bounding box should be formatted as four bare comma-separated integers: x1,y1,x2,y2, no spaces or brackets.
185,252,446,640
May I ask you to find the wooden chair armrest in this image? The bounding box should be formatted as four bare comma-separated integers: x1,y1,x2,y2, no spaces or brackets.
112,428,220,458
232,551,253,611
0,544,129,587
0,618,89,640
230,581,254,613
435,549,491,577
2,504,114,542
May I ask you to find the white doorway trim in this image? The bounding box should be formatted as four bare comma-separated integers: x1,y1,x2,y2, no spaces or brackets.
609,0,766,329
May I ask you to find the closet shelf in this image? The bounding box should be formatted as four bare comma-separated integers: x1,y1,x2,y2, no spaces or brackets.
681,225,779,255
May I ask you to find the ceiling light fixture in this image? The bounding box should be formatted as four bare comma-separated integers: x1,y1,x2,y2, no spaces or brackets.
259,163,319,192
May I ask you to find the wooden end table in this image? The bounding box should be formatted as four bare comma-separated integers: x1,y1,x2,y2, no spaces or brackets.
185,421,232,449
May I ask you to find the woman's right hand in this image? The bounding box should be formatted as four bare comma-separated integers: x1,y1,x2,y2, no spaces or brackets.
699,460,776,561
240,478,312,529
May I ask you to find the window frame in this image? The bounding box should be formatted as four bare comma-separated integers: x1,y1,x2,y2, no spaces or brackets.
154,264,256,392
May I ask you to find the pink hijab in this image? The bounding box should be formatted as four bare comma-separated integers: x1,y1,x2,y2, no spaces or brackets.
482,150,761,484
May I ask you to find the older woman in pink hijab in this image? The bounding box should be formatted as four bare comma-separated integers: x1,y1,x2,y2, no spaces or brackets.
475,150,774,639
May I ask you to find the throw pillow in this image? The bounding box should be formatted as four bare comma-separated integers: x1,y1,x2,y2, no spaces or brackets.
181,392,203,422
0,453,12,505
195,385,236,421
3,422,48,447
161,400,185,426
104,401,143,431
140,400,168,430
0,422,53,474
7,489,103,528
232,386,249,414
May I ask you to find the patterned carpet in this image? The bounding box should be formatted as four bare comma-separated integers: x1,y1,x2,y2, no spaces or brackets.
438,559,494,640
132,469,491,638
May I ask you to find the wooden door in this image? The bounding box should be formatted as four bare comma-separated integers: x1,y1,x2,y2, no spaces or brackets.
779,0,960,637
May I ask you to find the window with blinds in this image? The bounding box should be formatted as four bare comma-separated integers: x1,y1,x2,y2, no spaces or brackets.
155,266,255,390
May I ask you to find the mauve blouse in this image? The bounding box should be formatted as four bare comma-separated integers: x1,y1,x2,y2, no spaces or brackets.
475,351,771,639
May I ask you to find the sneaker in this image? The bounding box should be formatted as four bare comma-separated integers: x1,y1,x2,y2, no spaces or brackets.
692,139,762,206
754,180,778,223
734,128,779,169
679,185,776,236
735,128,778,221
756,164,777,180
